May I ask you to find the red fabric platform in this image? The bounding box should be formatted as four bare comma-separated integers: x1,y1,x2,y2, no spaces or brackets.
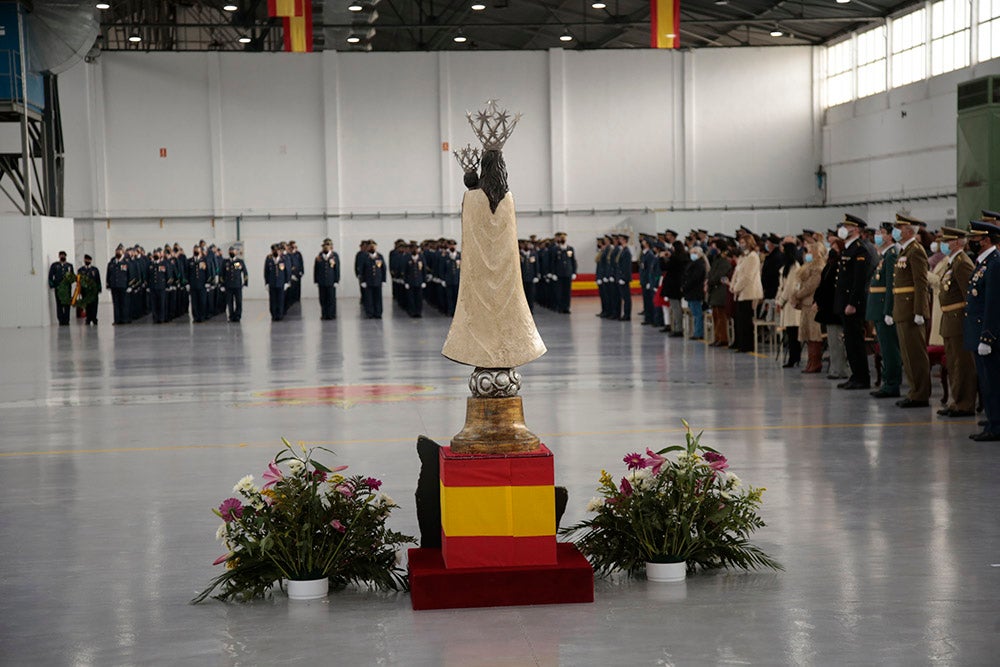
408,543,594,610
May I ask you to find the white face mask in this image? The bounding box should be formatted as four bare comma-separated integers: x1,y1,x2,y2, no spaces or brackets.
370,251,377,258
837,226,849,240
930,242,939,254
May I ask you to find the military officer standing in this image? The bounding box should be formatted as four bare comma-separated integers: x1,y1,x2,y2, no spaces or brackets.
551,232,577,314
360,241,387,319
47,251,74,326
147,248,167,323
77,254,101,325
640,235,659,325
891,214,932,407
520,239,539,312
222,246,248,323
403,243,426,318
355,240,369,305
188,245,210,323
595,236,612,318
867,223,902,398
314,238,340,320
834,214,875,389
965,216,1000,440
107,245,131,325
442,241,461,317
931,227,977,417
264,244,290,322
614,234,633,321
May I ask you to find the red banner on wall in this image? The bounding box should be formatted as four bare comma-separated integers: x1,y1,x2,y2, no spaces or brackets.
650,0,681,49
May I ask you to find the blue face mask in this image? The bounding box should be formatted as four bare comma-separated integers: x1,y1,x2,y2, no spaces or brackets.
804,253,814,263
689,253,699,262
824,241,831,250
941,243,952,256
891,228,902,242
874,235,884,247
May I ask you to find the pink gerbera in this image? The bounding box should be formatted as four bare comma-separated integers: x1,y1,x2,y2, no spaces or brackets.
623,452,649,471
261,460,284,490
218,498,244,523
645,448,667,475
365,477,382,491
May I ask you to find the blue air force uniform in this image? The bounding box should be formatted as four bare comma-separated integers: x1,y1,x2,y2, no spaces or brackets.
264,251,290,321
314,243,341,320
551,241,577,314
403,252,425,318
47,256,74,325
965,218,1000,439
360,251,387,319
223,252,249,322
107,251,131,324
614,240,633,320
520,247,539,312
188,253,210,323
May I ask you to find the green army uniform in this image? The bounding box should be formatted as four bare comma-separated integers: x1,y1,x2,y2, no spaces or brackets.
936,227,977,415
892,215,931,404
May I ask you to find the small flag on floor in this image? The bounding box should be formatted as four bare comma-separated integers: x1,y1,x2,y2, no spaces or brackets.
650,0,680,49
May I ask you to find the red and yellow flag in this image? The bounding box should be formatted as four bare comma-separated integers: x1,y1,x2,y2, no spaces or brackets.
650,0,680,49
280,1,313,53
267,0,303,17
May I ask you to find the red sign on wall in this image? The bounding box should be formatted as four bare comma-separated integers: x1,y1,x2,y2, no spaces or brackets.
442,142,449,152
159,148,167,158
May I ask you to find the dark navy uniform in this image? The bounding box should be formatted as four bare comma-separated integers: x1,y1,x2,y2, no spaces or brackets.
403,251,425,318
442,252,461,317
833,215,875,388
106,251,131,324
965,219,1000,440
148,255,168,323
359,251,386,319
47,255,74,325
614,238,633,321
314,243,340,320
595,240,613,318
222,252,248,322
287,247,304,309
640,240,660,325
264,251,290,321
551,238,577,314
520,245,539,312
77,259,101,325
188,253,210,322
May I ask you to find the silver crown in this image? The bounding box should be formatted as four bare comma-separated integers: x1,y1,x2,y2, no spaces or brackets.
452,144,481,173
466,99,522,151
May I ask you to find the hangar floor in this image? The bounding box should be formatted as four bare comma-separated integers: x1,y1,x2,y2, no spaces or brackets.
1,295,997,665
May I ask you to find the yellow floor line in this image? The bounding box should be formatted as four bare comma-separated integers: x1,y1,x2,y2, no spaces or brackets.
0,420,975,459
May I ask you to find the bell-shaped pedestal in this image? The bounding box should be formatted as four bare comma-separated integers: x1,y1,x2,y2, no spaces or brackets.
450,396,540,454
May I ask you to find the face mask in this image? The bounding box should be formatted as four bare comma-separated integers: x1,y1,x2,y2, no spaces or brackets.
930,242,939,254
229,252,236,258
411,251,419,257
874,235,884,247
891,228,902,242
689,252,698,262
708,247,718,257
85,260,91,266
804,253,814,263
837,227,849,240
824,242,831,250
941,243,952,256
370,252,377,258
968,240,981,255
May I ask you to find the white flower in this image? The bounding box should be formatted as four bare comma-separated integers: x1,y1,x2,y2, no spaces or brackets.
250,498,265,510
215,524,228,541
233,474,256,494
586,496,604,512
727,473,741,489
376,492,395,507
288,459,305,474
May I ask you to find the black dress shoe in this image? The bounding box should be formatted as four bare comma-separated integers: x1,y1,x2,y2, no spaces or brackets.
641,321,650,325
896,399,930,408
837,380,852,389
871,389,901,398
841,381,871,390
970,431,1000,441
941,409,975,417
936,407,952,416
980,420,988,427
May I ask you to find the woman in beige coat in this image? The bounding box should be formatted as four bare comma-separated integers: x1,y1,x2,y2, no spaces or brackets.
792,240,826,373
730,234,764,353
775,237,802,367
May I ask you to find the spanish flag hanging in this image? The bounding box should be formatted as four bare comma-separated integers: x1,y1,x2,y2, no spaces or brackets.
267,0,303,17
650,0,681,49
283,5,314,53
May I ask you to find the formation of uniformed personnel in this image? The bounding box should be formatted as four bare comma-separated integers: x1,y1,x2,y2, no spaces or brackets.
402,243,426,318
47,251,74,326
891,214,932,407
222,246,249,323
314,238,340,321
286,241,304,311
359,241,386,319
931,227,977,418
611,233,632,321
966,216,1000,441
833,214,877,390
866,222,902,398
264,244,290,322
594,235,614,318
550,232,577,314
77,254,102,325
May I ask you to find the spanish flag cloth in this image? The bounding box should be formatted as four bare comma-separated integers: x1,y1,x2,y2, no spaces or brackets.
269,0,313,52
650,0,680,49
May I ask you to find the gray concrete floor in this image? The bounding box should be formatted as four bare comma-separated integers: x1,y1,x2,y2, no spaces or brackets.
1,296,998,665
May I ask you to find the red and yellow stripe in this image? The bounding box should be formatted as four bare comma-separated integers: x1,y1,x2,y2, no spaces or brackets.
650,0,681,49
268,0,303,17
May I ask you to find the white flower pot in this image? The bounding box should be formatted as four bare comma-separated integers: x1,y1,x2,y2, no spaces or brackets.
645,560,686,583
286,577,329,600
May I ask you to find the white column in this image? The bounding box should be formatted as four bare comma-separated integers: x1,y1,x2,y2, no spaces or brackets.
679,50,694,207
207,53,225,220
548,48,566,234
438,52,456,239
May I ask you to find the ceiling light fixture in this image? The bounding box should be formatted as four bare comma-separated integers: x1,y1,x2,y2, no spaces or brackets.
223,3,238,10
560,29,573,42
471,2,486,10
770,29,783,37
591,2,607,8
453,30,468,43
96,2,111,9
348,2,363,11
238,35,252,44
836,0,851,3
714,0,728,5
128,33,142,43
347,36,361,43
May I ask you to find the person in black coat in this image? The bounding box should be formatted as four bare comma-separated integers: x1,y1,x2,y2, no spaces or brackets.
188,246,211,323
314,238,341,320
760,234,783,320
442,243,461,317
663,241,689,337
77,254,101,325
681,246,708,339
264,244,290,322
222,246,249,323
106,245,131,325
47,251,74,326
815,234,847,379
402,244,426,318
520,239,539,312
359,242,387,319
148,249,168,323
833,215,876,389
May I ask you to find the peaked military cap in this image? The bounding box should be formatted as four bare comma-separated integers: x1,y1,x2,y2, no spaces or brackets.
802,228,816,236
970,219,1000,236
698,228,708,234
981,209,1000,221
939,226,966,240
84,254,92,260
880,222,894,232
604,234,614,241
322,238,332,244
767,234,781,245
665,229,678,236
842,213,866,227
894,213,926,227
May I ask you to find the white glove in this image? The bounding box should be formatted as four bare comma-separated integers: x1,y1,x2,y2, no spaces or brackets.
405,284,410,290
186,285,190,292
618,280,625,285
421,283,426,288
284,283,290,290
220,287,226,292
884,315,894,326
571,274,577,280
532,277,539,284
361,282,367,288
333,283,338,288
126,288,132,294
979,343,992,356
914,315,925,326
645,284,651,290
